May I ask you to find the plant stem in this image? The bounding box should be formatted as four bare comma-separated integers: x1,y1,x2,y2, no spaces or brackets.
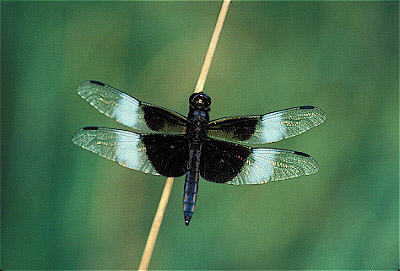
195,0,231,94
138,177,174,270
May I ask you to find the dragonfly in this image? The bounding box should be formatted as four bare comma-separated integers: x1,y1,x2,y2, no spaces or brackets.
72,81,326,226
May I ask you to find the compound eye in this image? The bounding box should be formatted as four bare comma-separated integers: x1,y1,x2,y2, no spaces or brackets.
202,97,211,108
189,92,211,108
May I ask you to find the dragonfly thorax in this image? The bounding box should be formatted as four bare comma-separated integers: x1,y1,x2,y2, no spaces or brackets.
186,104,209,142
186,117,208,142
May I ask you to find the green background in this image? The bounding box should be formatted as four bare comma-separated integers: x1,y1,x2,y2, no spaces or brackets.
1,1,398,270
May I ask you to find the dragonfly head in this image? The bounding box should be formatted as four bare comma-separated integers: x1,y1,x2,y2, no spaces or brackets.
189,92,211,110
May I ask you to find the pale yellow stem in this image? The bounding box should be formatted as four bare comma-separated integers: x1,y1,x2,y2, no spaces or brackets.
138,177,174,271
195,0,231,93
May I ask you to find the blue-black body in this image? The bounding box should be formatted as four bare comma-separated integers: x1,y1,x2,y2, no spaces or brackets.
183,92,211,226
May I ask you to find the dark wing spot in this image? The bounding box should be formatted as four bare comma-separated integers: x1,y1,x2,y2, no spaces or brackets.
141,134,189,177
293,150,310,157
200,138,252,183
142,104,186,132
208,117,259,141
231,119,259,141
90,81,105,86
82,126,99,130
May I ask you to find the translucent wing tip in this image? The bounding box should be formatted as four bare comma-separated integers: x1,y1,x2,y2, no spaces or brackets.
289,150,320,176
71,127,92,147
76,81,90,98
304,154,320,175
76,80,104,97
307,106,327,125
77,80,105,88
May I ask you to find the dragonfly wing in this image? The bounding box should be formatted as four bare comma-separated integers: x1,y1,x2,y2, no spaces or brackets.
207,106,326,144
200,138,319,184
77,81,188,134
72,127,188,177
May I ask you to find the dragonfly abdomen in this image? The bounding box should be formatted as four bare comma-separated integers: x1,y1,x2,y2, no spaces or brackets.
183,145,201,226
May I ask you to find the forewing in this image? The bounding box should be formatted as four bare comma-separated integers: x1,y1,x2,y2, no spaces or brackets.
72,127,188,177
207,106,326,144
200,138,319,184
77,81,188,133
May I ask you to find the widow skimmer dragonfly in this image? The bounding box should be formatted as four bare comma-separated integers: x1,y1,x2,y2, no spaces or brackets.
72,81,326,226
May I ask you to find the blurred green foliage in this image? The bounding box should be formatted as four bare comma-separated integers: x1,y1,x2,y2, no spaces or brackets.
1,1,398,270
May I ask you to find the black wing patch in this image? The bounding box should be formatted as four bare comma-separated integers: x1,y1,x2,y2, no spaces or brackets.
200,138,319,185
141,134,189,177
200,138,252,183
207,106,326,145
207,116,260,142
72,127,188,177
77,81,188,134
